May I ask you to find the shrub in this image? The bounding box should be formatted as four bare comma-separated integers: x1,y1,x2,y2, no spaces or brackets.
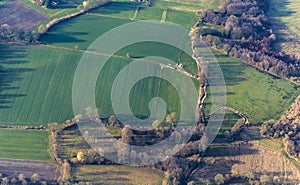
214,173,224,185
31,174,40,183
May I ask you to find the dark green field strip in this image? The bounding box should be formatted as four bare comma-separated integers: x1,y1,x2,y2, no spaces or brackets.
40,15,131,50
89,1,136,19
0,129,50,161
165,10,199,28
153,0,204,10
135,8,164,21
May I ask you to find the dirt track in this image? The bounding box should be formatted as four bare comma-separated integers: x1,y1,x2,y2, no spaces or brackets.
0,0,47,32
0,158,56,181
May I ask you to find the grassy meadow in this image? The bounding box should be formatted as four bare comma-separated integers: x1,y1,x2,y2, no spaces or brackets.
204,52,300,124
0,129,50,161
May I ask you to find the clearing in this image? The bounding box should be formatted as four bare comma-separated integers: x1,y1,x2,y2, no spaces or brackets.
204,52,300,124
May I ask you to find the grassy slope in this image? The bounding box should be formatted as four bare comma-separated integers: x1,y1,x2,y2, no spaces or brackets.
0,129,50,161
268,0,300,36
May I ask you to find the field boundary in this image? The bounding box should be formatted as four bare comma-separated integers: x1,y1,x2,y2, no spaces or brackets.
0,125,46,130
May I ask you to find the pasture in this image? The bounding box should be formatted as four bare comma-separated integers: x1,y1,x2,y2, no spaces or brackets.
72,165,163,184
204,52,300,124
0,129,50,161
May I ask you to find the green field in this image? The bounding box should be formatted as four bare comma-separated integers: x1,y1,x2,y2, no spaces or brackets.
0,45,80,125
40,15,131,50
153,0,220,12
268,0,300,36
85,0,208,28
0,15,198,125
1,42,298,126
72,165,163,184
204,52,300,124
0,129,50,161
1,0,299,127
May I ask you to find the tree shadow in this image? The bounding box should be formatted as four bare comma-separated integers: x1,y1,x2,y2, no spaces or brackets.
0,44,35,110
40,32,87,45
267,0,300,52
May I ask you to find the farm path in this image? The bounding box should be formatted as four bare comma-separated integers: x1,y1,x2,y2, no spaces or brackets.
131,7,139,20
160,9,168,23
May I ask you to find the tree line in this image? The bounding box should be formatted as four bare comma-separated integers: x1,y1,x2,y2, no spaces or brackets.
0,24,38,43
196,0,300,81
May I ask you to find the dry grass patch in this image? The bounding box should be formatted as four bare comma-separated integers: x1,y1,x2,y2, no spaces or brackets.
72,165,163,185
191,139,300,184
